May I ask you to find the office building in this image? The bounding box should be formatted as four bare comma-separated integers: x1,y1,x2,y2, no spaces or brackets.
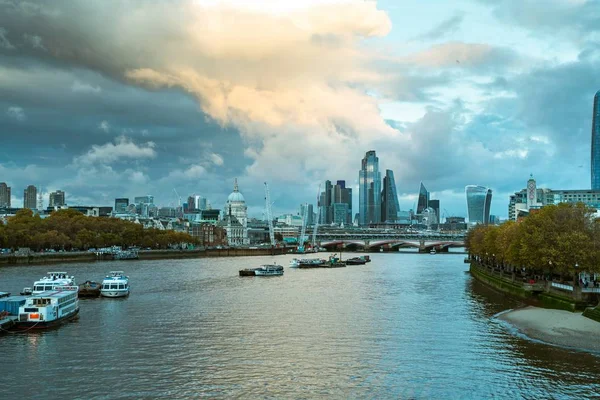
49,190,66,207
465,185,492,225
358,150,381,225
319,180,352,225
429,199,440,223
187,196,196,211
114,198,129,213
381,170,400,222
23,185,37,210
509,174,600,220
134,195,154,205
0,182,10,207
417,182,429,214
592,90,600,189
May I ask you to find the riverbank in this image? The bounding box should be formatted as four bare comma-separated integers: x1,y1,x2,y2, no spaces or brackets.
497,306,600,353
0,247,290,266
469,262,593,311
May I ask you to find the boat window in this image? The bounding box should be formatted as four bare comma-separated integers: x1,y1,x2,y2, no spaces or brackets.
24,308,37,312
103,284,110,289
34,286,44,291
118,284,124,289
45,285,54,291
110,284,118,289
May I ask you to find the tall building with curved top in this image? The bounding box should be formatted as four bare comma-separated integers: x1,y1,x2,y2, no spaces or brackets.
358,150,381,225
465,185,492,225
592,90,600,189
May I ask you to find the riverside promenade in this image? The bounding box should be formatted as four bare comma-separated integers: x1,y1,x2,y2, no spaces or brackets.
468,258,600,312
0,246,289,266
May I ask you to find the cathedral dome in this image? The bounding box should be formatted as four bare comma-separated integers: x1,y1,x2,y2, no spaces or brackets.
227,179,245,203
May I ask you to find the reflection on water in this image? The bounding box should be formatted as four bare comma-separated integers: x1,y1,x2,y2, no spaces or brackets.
1,254,599,399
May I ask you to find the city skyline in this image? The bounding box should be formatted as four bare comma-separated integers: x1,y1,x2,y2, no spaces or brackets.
1,1,599,219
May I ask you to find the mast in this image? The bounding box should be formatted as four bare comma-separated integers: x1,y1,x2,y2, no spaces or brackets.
311,183,321,251
264,182,275,246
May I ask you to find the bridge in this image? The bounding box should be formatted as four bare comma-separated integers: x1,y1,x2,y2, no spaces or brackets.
319,239,465,252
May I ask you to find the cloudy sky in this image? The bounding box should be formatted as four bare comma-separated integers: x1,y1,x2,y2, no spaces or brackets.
1,0,599,220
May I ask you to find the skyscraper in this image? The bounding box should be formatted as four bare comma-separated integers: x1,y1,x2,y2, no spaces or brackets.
23,185,37,209
428,199,440,224
0,182,10,207
319,180,352,225
417,182,429,214
592,90,600,189
381,170,400,222
49,190,66,207
358,150,381,225
465,185,492,225
187,196,196,211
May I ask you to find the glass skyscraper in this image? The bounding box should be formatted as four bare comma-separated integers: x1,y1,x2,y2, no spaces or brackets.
465,185,492,225
358,150,381,225
381,169,400,222
592,90,600,189
417,182,429,214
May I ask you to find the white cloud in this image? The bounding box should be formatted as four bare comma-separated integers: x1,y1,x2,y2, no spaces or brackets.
72,80,102,94
98,120,110,132
163,164,207,181
6,106,25,121
210,153,224,166
74,136,157,165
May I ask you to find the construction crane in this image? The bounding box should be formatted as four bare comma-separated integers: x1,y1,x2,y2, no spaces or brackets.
173,188,182,217
297,203,309,253
264,182,275,246
311,183,321,250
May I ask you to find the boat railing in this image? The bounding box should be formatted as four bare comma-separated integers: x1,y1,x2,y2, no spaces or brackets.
551,282,574,292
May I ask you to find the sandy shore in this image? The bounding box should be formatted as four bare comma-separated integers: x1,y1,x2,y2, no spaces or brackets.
497,306,600,352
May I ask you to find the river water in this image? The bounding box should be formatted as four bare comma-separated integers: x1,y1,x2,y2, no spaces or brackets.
1,252,599,399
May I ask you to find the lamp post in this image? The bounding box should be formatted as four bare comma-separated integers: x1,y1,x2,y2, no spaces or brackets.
574,262,579,287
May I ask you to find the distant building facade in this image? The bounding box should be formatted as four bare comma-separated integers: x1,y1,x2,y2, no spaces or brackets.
592,90,600,189
319,180,352,225
223,179,249,246
465,185,492,225
381,170,400,222
49,190,66,207
23,185,37,210
115,198,129,213
358,150,381,225
508,174,600,221
188,223,227,247
0,182,10,207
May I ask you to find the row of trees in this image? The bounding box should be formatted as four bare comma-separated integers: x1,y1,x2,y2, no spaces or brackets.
466,203,600,276
0,209,200,251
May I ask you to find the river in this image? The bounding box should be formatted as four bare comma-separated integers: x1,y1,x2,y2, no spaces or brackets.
1,252,599,399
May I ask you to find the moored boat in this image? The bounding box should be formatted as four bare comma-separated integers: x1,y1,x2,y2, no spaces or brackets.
100,271,130,298
32,272,76,295
14,286,79,330
19,287,32,296
254,265,284,276
345,257,368,265
78,281,102,297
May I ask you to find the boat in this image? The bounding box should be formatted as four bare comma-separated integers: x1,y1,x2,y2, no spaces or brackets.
345,257,368,265
290,258,326,268
430,249,437,254
19,288,32,296
32,272,76,295
100,271,130,298
78,281,101,297
14,286,79,330
254,265,284,276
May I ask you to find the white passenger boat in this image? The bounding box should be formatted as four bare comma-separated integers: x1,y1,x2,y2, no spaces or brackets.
15,286,79,330
100,271,130,298
254,265,284,276
289,258,325,268
32,272,76,294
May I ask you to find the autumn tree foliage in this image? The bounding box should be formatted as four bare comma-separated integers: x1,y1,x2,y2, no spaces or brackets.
466,203,600,274
0,209,199,251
